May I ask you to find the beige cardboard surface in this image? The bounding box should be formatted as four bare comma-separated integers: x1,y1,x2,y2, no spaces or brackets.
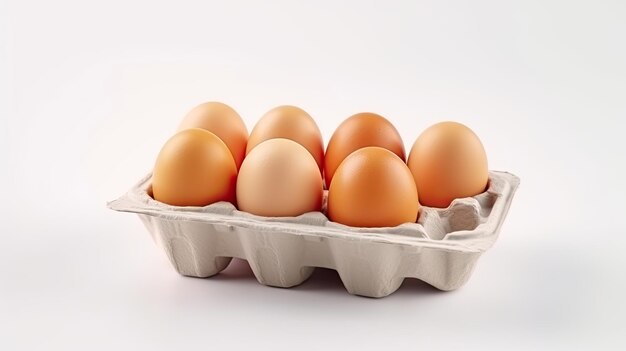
108,171,519,297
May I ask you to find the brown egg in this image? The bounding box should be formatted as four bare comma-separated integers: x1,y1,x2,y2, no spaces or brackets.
407,121,488,208
246,105,324,172
328,147,419,227
237,138,323,217
178,101,248,169
152,128,237,206
324,112,405,189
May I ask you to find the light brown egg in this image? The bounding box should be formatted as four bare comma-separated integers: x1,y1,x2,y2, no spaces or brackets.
246,105,324,172
178,101,248,169
407,121,488,208
324,112,405,189
237,138,323,217
152,128,237,207
328,147,419,227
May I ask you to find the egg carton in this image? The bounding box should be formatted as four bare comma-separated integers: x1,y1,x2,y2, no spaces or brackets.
108,171,519,298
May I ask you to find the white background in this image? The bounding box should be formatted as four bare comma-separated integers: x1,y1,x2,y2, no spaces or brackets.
2,0,625,350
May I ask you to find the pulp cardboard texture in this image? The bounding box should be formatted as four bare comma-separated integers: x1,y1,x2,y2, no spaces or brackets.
108,171,519,298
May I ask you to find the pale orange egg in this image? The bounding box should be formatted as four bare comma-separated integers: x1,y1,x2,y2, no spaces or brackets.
324,112,405,189
246,105,324,172
152,128,237,207
407,121,488,208
237,138,323,217
328,147,419,227
178,101,248,169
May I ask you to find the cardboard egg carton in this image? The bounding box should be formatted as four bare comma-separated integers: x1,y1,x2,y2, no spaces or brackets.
108,171,519,298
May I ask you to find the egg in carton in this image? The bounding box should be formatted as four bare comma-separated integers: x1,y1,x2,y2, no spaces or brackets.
108,171,519,298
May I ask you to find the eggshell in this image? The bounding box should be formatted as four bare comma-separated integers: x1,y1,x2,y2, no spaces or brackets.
178,101,248,169
328,147,419,227
407,121,488,208
324,112,405,188
246,105,324,172
237,138,323,217
152,128,237,206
